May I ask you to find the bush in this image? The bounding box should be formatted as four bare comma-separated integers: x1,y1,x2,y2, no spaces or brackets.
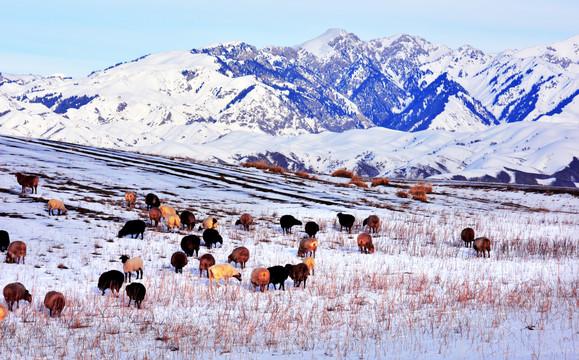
409,182,433,195
411,190,428,202
331,169,355,179
396,190,408,198
293,171,310,179
242,161,284,174
349,179,368,188
371,178,390,187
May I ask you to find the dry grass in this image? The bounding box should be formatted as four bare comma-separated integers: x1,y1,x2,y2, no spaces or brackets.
396,190,409,198
371,177,390,187
348,179,368,188
292,171,310,179
331,169,355,179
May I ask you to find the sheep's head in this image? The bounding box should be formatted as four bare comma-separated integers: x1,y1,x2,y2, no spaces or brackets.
368,245,375,254
5,253,14,263
24,291,32,303
233,273,242,282
120,255,129,263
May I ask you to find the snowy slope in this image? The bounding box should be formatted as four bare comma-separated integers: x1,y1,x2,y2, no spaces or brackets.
0,135,577,359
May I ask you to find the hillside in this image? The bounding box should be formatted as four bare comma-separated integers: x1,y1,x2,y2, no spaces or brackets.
0,135,578,359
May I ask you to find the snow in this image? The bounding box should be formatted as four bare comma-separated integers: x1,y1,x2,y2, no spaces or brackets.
0,135,577,359
297,28,348,58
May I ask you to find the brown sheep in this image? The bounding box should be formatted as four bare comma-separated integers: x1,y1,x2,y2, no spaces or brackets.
149,207,162,228
285,263,310,288
0,304,7,325
473,237,491,258
250,268,270,292
44,291,66,317
461,228,475,248
6,241,26,264
180,211,196,231
198,253,216,278
15,172,39,194
3,282,32,311
363,215,380,233
357,232,375,254
297,238,318,258
235,213,253,231
124,191,136,209
171,251,188,273
227,246,250,269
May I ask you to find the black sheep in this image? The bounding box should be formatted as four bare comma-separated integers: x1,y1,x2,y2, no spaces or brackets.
180,211,196,231
181,235,201,257
118,220,146,239
97,270,125,296
280,215,302,234
125,283,146,309
285,263,310,288
171,251,188,273
145,193,160,210
0,230,9,252
267,265,289,290
202,228,223,249
304,221,320,238
337,213,355,233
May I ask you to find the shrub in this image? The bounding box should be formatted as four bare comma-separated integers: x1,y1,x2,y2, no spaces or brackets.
409,182,433,195
293,171,310,179
396,190,408,198
243,161,269,170
331,169,355,179
411,190,428,202
349,179,368,188
371,178,390,187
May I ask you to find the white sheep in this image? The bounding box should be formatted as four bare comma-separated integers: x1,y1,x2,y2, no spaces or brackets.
0,304,7,326
165,213,181,233
47,199,67,216
119,255,143,283
159,205,177,218
303,257,315,276
208,264,242,290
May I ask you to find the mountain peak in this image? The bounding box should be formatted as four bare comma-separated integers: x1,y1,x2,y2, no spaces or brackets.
297,28,350,58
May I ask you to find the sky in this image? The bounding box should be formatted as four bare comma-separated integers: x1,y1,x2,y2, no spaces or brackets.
1,0,578,78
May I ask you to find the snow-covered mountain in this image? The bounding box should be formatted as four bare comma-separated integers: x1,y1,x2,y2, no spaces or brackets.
1,29,578,185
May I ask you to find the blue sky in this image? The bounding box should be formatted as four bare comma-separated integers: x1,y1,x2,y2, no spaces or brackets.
1,0,577,78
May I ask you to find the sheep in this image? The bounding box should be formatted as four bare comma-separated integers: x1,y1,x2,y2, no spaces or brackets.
159,205,177,218
0,304,7,326
124,191,136,209
0,230,10,252
44,291,66,317
208,264,242,289
357,232,375,254
227,246,250,269
298,238,318,258
198,253,216,278
473,237,491,258
203,228,223,249
200,217,218,230
285,263,310,288
97,270,125,297
171,251,188,273
181,235,201,257
6,240,26,264
363,215,380,233
304,221,320,237
3,282,32,311
47,199,67,216
461,228,475,248
180,211,196,231
303,257,315,276
15,172,39,194
165,213,181,233
119,255,143,283
267,265,289,290
337,213,355,233
250,268,270,292
145,193,160,210
149,207,162,228
118,220,146,239
280,215,302,234
235,213,253,231
125,283,146,309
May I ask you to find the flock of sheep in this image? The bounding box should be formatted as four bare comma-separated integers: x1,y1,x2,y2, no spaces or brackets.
1,172,492,326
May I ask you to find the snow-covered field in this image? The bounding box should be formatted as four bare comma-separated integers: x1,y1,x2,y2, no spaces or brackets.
0,134,578,359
